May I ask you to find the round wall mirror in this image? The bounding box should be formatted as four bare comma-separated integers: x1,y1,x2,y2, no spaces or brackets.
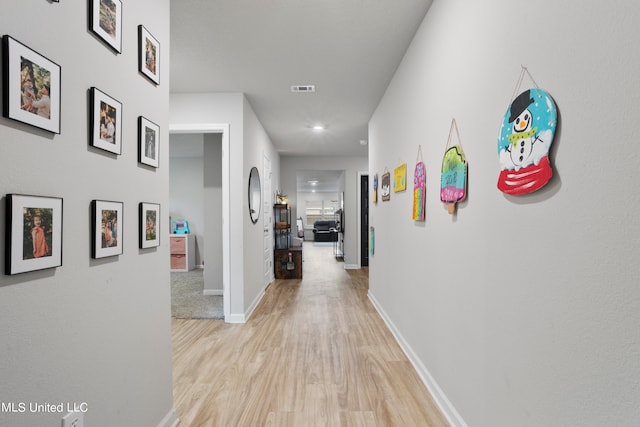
248,167,261,224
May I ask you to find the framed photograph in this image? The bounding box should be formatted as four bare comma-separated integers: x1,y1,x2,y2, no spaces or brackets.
2,35,61,134
139,203,160,249
138,116,159,168
90,87,122,155
138,25,160,84
91,200,123,259
90,0,122,53
6,194,63,275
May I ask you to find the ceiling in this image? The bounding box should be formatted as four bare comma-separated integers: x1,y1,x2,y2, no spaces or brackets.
296,169,344,193
170,0,433,158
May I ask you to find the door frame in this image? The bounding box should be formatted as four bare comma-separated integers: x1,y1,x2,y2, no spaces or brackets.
263,153,274,286
169,123,231,321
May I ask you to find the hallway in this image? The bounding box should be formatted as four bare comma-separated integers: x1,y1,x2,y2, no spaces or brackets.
171,242,449,426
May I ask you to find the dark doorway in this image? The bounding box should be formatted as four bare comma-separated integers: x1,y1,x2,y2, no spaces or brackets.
360,174,369,267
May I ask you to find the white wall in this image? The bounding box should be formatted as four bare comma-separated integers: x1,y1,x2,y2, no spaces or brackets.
169,133,204,266
171,93,245,317
203,134,223,293
0,2,175,427
369,1,640,426
170,93,280,319
243,96,280,310
281,156,367,267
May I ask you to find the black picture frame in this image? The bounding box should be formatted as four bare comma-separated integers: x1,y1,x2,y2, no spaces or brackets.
6,194,63,275
90,0,122,53
2,35,61,134
138,116,159,168
138,25,160,84
90,87,122,155
91,200,123,259
139,202,160,249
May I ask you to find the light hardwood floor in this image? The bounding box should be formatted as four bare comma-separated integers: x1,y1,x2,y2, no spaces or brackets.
172,242,449,426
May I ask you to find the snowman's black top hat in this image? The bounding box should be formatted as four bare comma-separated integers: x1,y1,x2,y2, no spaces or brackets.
509,90,534,123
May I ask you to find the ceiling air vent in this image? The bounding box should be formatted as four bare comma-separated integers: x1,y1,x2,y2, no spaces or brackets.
290,85,316,93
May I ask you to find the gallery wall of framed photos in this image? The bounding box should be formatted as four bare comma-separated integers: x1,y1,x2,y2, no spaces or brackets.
2,4,165,267
0,1,174,427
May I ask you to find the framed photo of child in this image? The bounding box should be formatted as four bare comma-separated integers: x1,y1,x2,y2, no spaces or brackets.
139,202,160,249
91,200,123,259
90,0,122,53
138,25,160,85
90,87,122,155
138,116,159,168
6,194,63,275
2,35,61,134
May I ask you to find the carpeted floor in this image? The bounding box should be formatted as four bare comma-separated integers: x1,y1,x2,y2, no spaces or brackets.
171,269,224,319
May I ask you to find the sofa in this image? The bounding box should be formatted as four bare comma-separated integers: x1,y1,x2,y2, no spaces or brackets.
312,220,338,242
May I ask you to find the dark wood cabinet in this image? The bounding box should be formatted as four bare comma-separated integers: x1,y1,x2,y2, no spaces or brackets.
274,247,303,279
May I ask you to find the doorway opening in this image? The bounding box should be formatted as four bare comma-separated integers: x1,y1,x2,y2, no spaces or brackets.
296,170,344,252
169,123,231,321
360,174,369,267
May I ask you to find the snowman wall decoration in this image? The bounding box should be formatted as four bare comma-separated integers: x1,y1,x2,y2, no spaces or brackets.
497,88,557,195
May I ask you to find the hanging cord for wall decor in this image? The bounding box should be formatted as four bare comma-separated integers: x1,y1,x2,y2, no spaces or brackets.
416,144,423,164
510,65,541,103
445,118,462,151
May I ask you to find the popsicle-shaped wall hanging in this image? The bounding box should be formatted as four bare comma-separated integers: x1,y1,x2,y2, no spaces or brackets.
440,118,468,215
497,66,557,195
413,145,426,221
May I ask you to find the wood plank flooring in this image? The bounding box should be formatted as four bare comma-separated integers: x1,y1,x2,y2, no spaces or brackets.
172,243,449,426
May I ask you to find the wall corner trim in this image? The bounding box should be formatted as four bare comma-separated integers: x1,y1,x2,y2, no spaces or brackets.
368,291,469,427
226,313,246,324
157,408,179,427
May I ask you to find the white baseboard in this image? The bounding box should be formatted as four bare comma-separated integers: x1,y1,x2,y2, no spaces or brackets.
225,287,266,324
157,408,179,427
203,289,223,296
343,263,360,270
368,291,468,427
244,288,265,321
225,313,245,323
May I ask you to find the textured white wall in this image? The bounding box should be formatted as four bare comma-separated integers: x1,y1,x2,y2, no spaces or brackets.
203,134,223,292
0,2,174,427
369,0,640,426
170,93,279,319
243,96,280,311
170,93,246,315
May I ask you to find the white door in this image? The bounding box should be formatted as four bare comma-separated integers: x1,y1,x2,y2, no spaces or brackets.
263,155,273,285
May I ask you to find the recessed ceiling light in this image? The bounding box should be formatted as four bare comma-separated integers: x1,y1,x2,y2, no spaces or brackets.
312,125,325,131
308,180,319,185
